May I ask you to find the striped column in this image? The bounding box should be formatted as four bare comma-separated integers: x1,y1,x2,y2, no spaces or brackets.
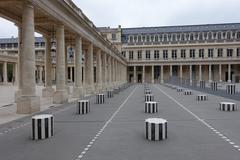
210,82,218,91
145,118,167,141
220,102,237,111
77,100,90,114
184,90,192,95
196,94,208,101
177,88,183,92
145,89,151,94
145,94,154,102
96,94,105,104
145,101,158,113
226,84,236,95
107,90,114,98
32,114,54,140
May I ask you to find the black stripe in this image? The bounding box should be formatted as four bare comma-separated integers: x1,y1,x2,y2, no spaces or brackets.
165,122,168,139
82,102,84,114
151,123,155,140
37,119,42,139
51,117,53,136
146,122,148,139
159,123,162,140
45,118,49,139
32,119,35,140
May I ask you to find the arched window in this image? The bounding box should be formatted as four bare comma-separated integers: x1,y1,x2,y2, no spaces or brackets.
172,34,176,41
155,35,159,42
134,35,137,42
146,35,150,42
199,33,203,40
164,34,167,41
208,32,212,40
217,32,222,39
227,32,231,39
190,33,194,41
138,35,141,42
142,35,146,42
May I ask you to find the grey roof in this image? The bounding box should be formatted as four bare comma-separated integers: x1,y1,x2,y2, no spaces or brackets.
122,23,240,35
0,37,44,44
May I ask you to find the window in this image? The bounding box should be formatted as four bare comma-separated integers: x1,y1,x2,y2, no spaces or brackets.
164,34,167,41
190,49,195,58
190,34,194,41
155,35,159,42
163,50,168,59
138,35,141,42
218,32,222,40
237,32,240,39
181,49,186,58
172,50,177,59
227,32,231,39
137,50,142,60
199,33,203,40
208,49,214,58
154,50,159,60
0,44,5,49
237,48,240,57
227,49,233,57
199,49,204,58
7,43,12,48
146,50,151,59
129,36,133,43
129,51,133,60
146,35,150,42
217,49,223,57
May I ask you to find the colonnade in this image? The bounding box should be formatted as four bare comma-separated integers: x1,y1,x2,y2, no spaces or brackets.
131,64,235,84
15,1,127,114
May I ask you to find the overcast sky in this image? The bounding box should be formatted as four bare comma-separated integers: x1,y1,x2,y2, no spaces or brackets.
0,0,239,38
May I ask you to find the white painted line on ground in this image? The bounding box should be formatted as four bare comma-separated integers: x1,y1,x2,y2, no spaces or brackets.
75,86,137,160
156,85,240,153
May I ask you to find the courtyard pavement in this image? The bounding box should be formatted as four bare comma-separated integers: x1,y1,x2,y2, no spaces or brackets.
0,84,240,160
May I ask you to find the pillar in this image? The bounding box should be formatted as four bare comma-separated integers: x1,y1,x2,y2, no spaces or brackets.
209,65,212,82
17,1,40,114
42,35,54,97
102,52,107,90
180,65,183,83
228,64,231,83
161,65,164,83
142,66,145,83
39,66,43,84
189,65,192,85
73,36,84,98
85,43,94,93
3,61,7,84
170,65,172,77
219,64,222,82
133,66,136,83
152,65,154,83
199,65,202,81
108,56,112,87
14,62,18,85
53,25,68,104
96,49,103,91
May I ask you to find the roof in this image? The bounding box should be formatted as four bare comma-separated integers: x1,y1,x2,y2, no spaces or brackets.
122,23,240,35
0,37,44,44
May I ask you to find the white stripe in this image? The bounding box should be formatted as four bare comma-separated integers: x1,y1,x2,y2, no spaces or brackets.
162,123,165,139
155,123,159,140
41,118,45,139
148,122,151,140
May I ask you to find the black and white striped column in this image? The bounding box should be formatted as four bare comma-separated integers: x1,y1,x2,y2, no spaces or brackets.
177,88,183,92
184,90,192,95
145,89,151,94
145,101,158,113
96,94,105,104
145,94,154,102
77,100,90,114
199,80,205,89
145,118,167,141
107,90,114,98
210,82,218,91
196,94,208,101
32,114,54,140
226,84,236,95
219,102,237,111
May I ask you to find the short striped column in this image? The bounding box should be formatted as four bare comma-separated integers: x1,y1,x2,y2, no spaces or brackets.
145,94,154,102
145,118,167,141
196,94,208,101
145,101,158,113
226,84,236,95
107,90,114,98
145,89,151,94
184,90,192,95
96,94,105,104
177,88,183,92
199,80,205,89
210,82,218,91
32,114,54,140
219,102,237,111
77,100,90,114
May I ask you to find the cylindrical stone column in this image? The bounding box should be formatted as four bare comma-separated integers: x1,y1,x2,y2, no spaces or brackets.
53,25,68,104
96,49,103,91
3,61,7,84
220,102,237,111
219,64,222,82
133,66,136,83
161,65,164,83
77,100,90,115
209,65,212,83
152,65,154,83
17,1,40,114
228,64,231,83
145,118,167,141
145,101,158,113
142,66,145,83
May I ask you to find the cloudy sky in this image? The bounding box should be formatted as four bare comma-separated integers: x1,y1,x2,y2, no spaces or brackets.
0,0,239,38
